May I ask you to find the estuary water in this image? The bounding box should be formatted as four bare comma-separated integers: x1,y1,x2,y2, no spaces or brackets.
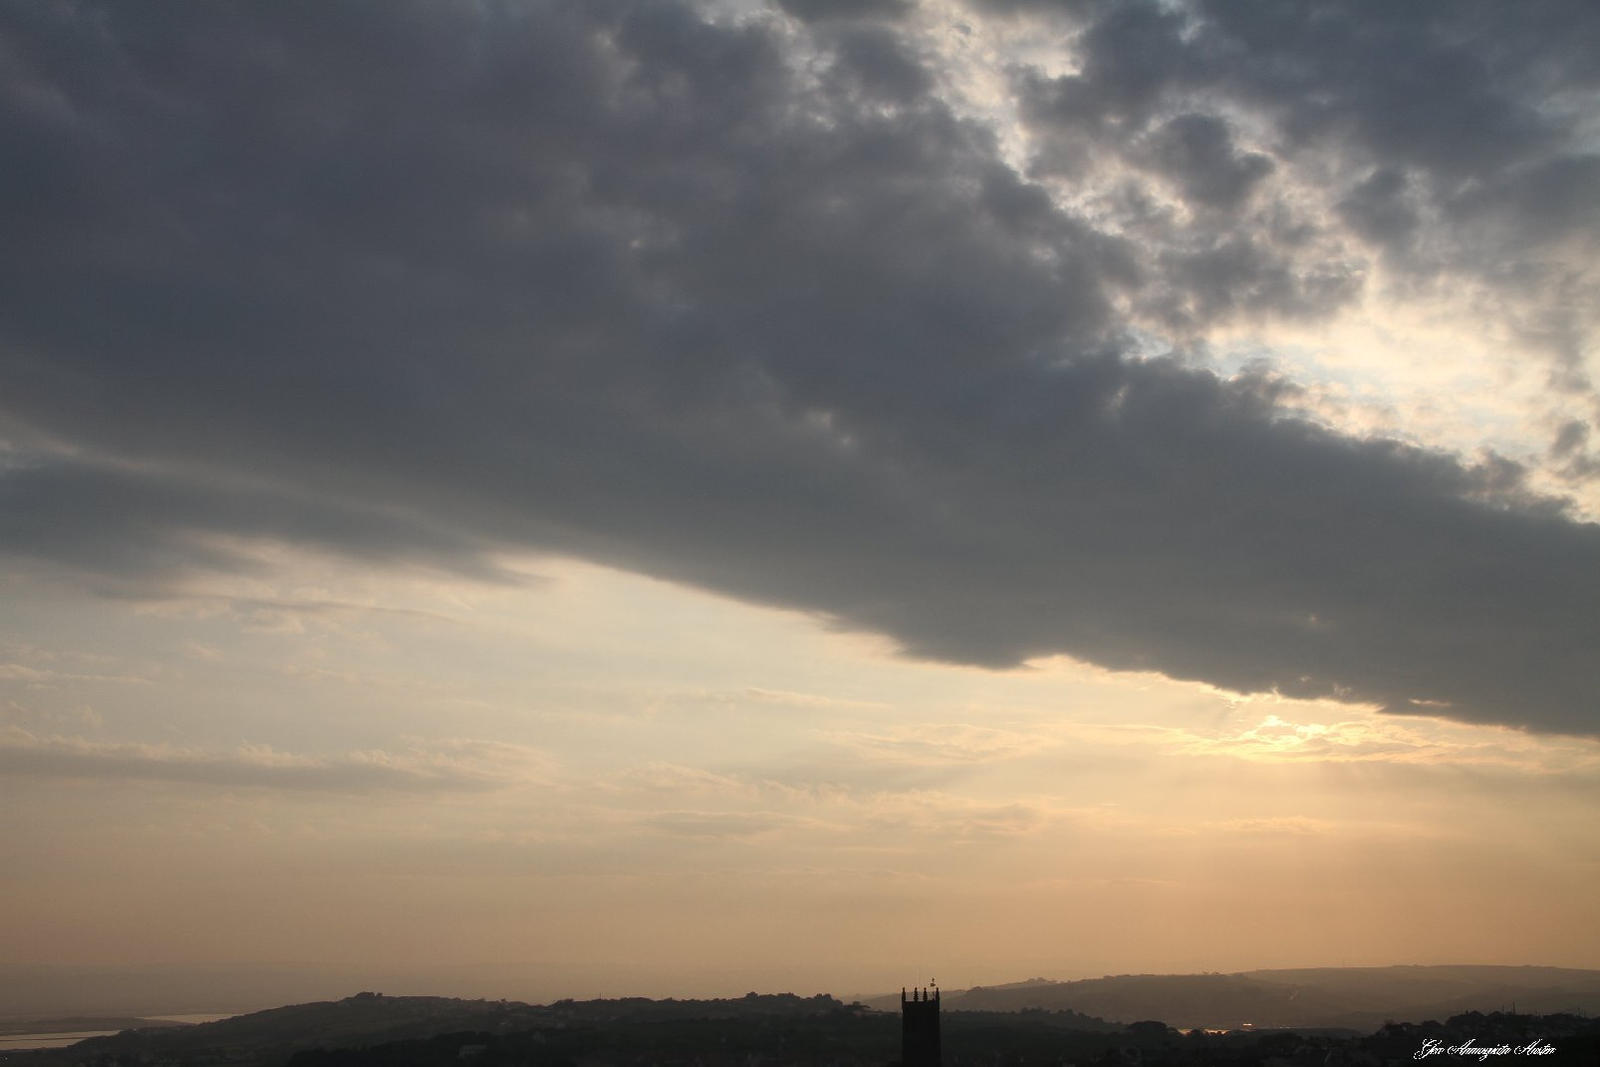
0,1014,235,1051
0,1031,119,1051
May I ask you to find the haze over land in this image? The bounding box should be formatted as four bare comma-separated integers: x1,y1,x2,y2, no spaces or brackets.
2,0,1598,995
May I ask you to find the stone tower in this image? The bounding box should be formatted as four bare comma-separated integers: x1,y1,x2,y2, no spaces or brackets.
901,985,940,1067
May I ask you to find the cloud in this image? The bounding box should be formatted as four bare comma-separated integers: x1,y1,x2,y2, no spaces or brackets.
824,722,1061,766
0,454,514,585
1068,710,1600,774
853,792,1058,840
0,730,543,793
1138,113,1274,212
612,761,762,798
0,662,147,685
1007,0,1600,372
0,664,56,683
0,1,1597,735
739,687,889,711
1202,816,1335,837
775,0,912,24
642,810,811,839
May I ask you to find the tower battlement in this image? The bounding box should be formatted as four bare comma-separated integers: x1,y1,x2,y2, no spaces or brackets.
900,985,940,1066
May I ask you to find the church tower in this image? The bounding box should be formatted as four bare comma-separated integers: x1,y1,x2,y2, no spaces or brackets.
901,985,941,1067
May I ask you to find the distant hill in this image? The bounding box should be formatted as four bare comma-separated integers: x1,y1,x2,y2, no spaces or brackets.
1,992,871,1067
861,965,1600,1030
9,968,1600,1064
2,994,543,1066
1244,965,1600,1029
9,983,1600,1067
12,992,1600,1067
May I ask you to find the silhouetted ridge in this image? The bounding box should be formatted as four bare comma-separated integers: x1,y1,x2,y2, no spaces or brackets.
12,973,1600,1066
863,965,1600,1031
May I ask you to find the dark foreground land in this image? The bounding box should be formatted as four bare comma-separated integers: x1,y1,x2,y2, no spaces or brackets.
3,992,1599,1067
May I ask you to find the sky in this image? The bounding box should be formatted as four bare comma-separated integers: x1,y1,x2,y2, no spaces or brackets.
1,0,1599,1007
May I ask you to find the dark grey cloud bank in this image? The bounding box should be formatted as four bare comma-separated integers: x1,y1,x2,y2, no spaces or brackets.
1,1,1597,734
1006,0,1600,386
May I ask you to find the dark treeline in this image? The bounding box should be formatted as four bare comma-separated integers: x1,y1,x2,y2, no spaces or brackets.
279,1010,1600,1067
7,993,1600,1066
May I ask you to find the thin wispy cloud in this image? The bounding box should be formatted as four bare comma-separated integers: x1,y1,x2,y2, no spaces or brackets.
1064,712,1600,773
823,722,1063,765
0,730,548,794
